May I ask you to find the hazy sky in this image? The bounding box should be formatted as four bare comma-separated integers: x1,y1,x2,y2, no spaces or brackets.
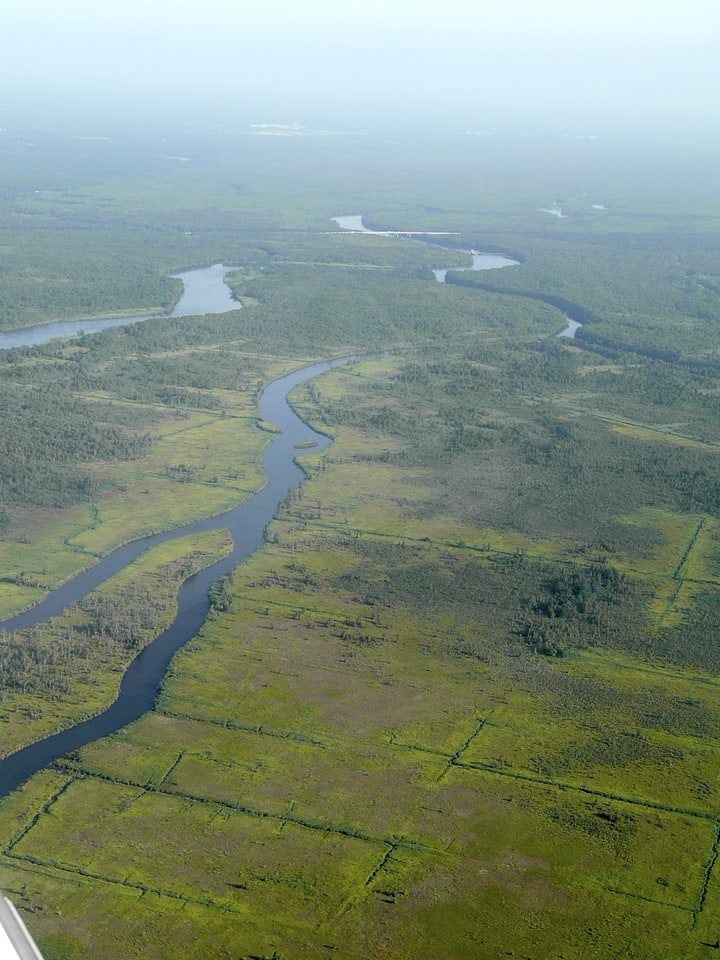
2,0,717,134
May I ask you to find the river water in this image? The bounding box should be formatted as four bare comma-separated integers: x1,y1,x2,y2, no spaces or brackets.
0,263,239,350
0,262,357,794
332,214,519,280
557,318,581,339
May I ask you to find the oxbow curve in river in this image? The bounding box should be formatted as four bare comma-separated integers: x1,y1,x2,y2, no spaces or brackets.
332,215,583,337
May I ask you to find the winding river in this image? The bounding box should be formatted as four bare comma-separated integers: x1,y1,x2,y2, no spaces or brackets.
332,215,581,338
0,221,544,797
331,214,520,281
0,353,355,796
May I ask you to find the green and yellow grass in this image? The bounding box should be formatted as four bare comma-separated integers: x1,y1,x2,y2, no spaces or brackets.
2,353,720,958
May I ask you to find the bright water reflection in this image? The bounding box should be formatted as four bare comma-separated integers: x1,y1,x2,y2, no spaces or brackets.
332,214,518,280
0,263,239,350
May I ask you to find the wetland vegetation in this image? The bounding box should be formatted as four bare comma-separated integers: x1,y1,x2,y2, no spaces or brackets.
0,122,720,958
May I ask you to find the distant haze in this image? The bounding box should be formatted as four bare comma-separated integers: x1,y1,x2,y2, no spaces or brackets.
1,0,717,139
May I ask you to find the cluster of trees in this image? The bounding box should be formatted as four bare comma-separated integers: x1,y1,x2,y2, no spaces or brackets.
0,266,178,330
521,564,631,657
0,383,151,506
0,626,82,698
0,313,266,512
